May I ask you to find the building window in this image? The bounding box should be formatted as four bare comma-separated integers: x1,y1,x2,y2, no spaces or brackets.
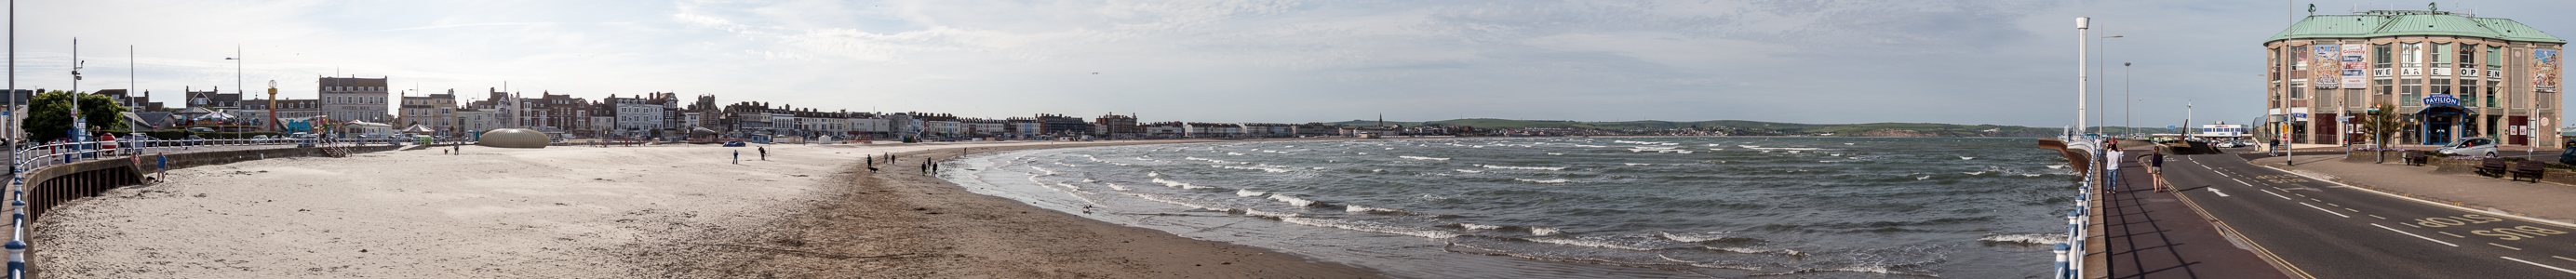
2460,45,2477,65
2432,79,2452,96
2375,44,2394,68
2433,43,2450,67
2403,43,2422,67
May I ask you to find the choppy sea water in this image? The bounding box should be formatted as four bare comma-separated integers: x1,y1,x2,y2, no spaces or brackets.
942,137,2077,278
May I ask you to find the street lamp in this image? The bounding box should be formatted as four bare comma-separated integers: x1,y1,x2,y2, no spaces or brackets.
2100,34,2122,137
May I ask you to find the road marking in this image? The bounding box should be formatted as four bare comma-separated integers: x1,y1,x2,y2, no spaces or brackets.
2261,189,2292,200
2556,256,2576,262
2371,215,2388,219
2347,208,2360,212
2503,257,2576,274
2232,178,2253,186
2210,188,2230,197
2443,232,2467,238
2492,243,2525,250
2372,223,2458,246
2311,198,2322,202
2329,203,2341,206
2301,203,2353,218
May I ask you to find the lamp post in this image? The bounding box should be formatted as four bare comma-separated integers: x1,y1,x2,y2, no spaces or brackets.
2100,34,2122,136
2122,61,2132,137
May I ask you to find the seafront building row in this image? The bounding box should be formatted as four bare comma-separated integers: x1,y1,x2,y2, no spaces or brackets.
0,76,1461,140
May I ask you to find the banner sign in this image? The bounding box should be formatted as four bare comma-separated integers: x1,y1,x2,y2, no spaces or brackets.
2342,46,2368,87
2424,93,2462,106
2314,45,2341,88
2538,48,2561,92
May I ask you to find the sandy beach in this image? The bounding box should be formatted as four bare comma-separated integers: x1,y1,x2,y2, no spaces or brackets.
30,140,1380,278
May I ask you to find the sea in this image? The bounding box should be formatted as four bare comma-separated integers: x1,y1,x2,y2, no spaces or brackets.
941,137,2077,278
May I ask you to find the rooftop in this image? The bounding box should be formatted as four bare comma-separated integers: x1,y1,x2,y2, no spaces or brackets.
2265,9,2563,44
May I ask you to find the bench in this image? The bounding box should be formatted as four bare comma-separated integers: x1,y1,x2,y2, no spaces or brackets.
2477,158,2510,177
2403,151,2431,166
2512,161,2548,182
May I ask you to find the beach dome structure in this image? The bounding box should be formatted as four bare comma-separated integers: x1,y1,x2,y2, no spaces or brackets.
478,128,550,148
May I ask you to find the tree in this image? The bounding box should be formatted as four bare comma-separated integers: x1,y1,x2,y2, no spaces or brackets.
22,90,129,142
2355,103,2404,163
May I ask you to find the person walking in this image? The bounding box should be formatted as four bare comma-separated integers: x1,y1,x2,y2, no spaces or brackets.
2150,149,2169,193
733,151,740,165
758,146,769,161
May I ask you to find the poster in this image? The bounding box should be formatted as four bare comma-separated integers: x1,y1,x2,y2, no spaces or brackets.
2314,45,2341,88
2538,48,2561,92
2342,45,2368,87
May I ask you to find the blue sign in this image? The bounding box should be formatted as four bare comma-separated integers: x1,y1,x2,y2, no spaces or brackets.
2424,93,2461,106
2293,113,2309,118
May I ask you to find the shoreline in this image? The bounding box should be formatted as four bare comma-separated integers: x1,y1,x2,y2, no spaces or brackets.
29,139,1377,278
629,139,1385,278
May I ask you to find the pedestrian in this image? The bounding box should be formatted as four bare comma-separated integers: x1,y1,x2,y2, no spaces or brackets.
866,155,873,166
2151,149,2169,193
920,159,930,174
758,146,768,161
733,151,740,165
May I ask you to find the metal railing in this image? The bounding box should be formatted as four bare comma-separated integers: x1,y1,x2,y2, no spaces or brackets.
3,133,409,278
2054,135,2100,279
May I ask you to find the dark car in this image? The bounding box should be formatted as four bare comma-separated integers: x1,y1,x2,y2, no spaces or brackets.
2560,139,2576,165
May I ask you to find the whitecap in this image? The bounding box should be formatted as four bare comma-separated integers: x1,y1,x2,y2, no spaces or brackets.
1624,163,1654,166
1401,156,1451,161
1547,153,1564,155
1959,156,1976,160
1521,237,1654,251
1236,189,1268,197
1278,217,1460,239
1964,171,1986,175
1345,205,1412,214
1529,227,1564,236
1269,194,1324,207
1979,233,2070,245
1515,179,1576,184
1455,169,1483,173
1915,176,1930,180
1457,223,1504,230
1478,165,1566,170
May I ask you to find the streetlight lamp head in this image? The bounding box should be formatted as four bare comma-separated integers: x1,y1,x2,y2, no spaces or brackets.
224,58,236,60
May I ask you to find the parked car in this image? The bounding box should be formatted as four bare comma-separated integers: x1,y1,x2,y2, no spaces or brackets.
2436,137,2500,157
2560,139,2576,165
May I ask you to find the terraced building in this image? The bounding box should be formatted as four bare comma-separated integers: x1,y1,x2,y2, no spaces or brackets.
2264,8,2563,146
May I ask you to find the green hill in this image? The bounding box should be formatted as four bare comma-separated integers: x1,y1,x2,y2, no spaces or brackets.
1320,118,2116,138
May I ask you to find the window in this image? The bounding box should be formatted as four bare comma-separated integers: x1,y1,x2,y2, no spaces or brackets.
2375,44,2394,68
2403,43,2422,67
2461,45,2478,65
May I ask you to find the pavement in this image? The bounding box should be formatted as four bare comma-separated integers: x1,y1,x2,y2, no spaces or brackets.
2126,147,2576,278
2088,150,2290,279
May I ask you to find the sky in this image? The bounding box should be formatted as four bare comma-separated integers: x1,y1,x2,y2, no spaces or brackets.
6,0,2571,128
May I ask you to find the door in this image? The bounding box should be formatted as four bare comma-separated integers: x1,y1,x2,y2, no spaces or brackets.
2425,114,2454,145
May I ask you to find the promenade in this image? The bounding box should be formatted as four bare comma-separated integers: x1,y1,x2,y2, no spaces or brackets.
2091,144,2576,278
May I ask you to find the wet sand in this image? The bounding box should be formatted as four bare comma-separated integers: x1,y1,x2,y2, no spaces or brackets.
31,140,1380,278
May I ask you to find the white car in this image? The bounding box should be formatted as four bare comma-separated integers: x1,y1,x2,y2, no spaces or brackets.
2436,138,2501,157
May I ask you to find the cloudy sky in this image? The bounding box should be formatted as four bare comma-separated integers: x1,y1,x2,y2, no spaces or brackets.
8,0,2571,127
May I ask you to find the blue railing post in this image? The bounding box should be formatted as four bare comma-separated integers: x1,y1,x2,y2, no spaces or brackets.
2052,243,2072,279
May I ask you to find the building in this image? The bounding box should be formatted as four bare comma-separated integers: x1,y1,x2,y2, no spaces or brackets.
2266,8,2564,146
1095,113,1141,139
318,76,392,122
238,99,319,128
1035,113,1091,137
1144,122,1187,139
398,89,458,131
605,94,666,136
93,89,160,112
185,86,242,111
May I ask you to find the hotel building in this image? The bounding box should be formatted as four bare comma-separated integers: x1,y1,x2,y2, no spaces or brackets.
2266,8,2563,146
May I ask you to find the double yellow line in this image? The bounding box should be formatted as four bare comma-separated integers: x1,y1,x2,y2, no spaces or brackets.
2172,172,2318,278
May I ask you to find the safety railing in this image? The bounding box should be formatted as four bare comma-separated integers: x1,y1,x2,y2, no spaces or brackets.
2053,135,2100,279
3,133,409,278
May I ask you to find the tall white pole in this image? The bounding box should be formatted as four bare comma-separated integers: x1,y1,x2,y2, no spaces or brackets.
2078,17,2089,138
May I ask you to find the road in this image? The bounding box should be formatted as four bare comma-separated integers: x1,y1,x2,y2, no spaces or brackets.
2150,151,2576,278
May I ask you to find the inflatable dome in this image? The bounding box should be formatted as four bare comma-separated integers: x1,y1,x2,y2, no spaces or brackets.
477,128,550,148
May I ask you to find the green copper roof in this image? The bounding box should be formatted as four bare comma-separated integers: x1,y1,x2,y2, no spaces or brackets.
2265,10,2564,44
